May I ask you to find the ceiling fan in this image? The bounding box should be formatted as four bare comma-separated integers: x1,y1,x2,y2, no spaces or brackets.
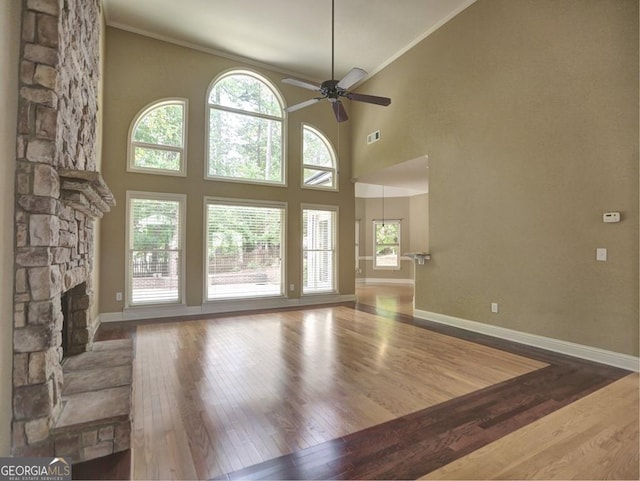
282,0,391,122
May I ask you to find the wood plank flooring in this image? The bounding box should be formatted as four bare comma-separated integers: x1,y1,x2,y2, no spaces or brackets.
218,364,631,480
355,284,415,315
423,372,639,480
82,285,637,480
131,305,544,479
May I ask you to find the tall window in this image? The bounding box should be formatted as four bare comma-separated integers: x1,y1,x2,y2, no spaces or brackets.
128,99,187,176
302,124,337,190
207,71,285,184
127,192,185,306
374,220,401,269
205,199,285,300
302,206,337,294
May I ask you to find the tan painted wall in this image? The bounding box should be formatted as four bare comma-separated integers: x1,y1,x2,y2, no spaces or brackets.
0,0,20,455
100,28,355,313
409,194,429,253
350,0,639,355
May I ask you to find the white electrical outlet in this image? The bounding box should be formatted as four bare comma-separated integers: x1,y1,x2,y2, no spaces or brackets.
491,302,499,313
596,248,607,261
289,284,294,292
116,292,123,301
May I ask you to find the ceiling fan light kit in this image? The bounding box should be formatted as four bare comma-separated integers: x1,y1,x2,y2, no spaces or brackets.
282,0,391,122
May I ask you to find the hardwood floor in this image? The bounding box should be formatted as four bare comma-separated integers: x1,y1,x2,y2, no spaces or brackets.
131,305,544,479
355,283,415,315
82,285,638,480
423,372,639,480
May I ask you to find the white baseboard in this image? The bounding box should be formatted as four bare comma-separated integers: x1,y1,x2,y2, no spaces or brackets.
414,309,639,372
99,294,356,323
356,278,415,286
99,305,201,322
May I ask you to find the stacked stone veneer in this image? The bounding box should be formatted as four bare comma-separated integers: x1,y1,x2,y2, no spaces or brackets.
12,0,119,459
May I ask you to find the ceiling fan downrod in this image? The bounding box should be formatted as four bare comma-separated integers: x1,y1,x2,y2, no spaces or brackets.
331,0,335,81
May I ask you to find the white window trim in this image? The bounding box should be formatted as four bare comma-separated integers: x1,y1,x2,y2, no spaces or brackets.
203,196,288,302
205,69,287,186
301,203,339,296
125,191,187,308
373,219,402,270
355,219,360,272
127,98,188,177
301,123,338,192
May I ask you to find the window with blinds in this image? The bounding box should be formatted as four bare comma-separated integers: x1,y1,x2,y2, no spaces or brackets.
127,192,185,306
205,199,285,300
302,206,337,294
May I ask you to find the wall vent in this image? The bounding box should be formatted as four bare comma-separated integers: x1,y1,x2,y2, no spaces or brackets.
367,130,381,144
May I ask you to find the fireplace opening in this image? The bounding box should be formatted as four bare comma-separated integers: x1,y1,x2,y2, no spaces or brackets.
59,282,92,359
61,290,72,360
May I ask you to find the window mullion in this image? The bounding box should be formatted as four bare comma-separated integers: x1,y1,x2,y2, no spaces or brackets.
132,141,183,153
210,104,283,122
302,164,333,173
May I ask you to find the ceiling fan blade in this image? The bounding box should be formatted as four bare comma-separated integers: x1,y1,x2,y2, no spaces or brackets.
282,78,322,92
331,100,348,122
345,92,392,106
337,67,367,90
286,98,321,113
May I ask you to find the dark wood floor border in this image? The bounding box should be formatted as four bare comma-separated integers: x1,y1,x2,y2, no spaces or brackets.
212,303,630,480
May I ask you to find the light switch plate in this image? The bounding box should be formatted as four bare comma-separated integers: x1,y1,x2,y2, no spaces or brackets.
596,248,607,261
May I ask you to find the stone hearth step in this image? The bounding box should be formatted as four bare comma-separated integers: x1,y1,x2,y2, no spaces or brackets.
52,339,134,463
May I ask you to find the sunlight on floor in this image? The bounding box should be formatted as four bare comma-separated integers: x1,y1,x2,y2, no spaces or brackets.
356,284,414,315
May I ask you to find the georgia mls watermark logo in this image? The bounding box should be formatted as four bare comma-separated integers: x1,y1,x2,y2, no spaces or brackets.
0,457,71,481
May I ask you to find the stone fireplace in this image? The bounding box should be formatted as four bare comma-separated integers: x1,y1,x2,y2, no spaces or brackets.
12,0,131,462
13,166,119,458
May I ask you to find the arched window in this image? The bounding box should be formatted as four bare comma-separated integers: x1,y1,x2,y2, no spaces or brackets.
128,99,187,176
302,124,337,190
207,71,285,184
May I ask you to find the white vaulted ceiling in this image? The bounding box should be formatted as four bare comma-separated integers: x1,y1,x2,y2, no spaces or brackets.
102,0,475,82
